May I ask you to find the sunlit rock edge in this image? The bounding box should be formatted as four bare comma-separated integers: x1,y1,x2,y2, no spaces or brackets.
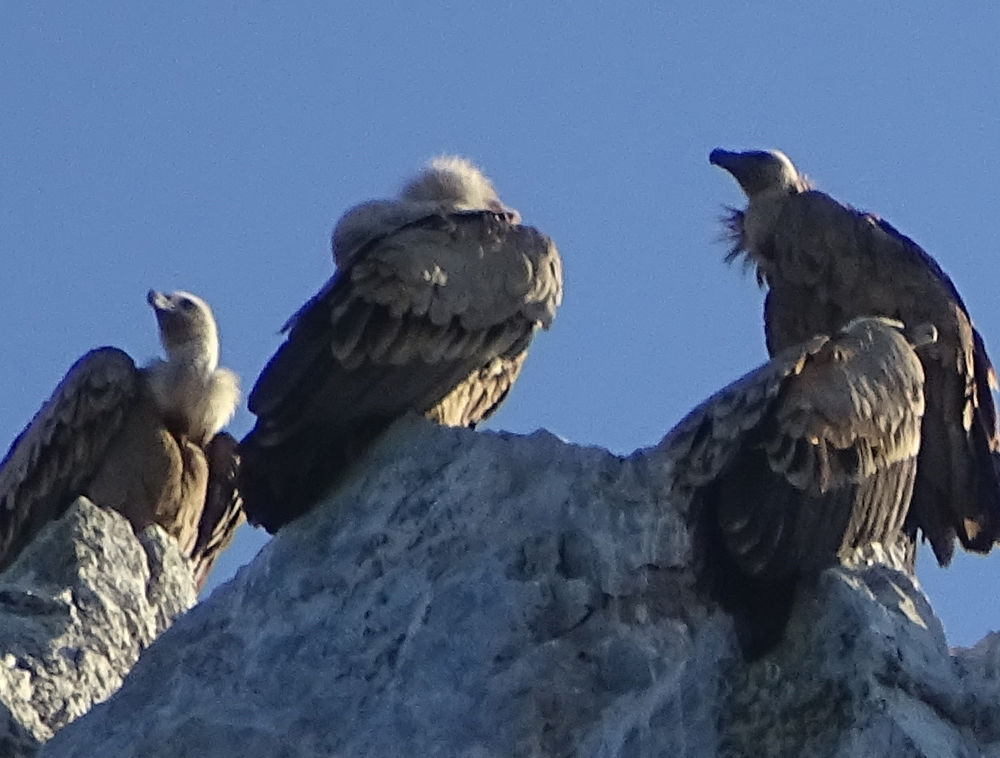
13,417,1000,757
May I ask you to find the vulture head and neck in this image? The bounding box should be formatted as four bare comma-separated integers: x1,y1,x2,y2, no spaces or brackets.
146,290,239,445
332,156,521,269
400,155,521,222
709,148,811,282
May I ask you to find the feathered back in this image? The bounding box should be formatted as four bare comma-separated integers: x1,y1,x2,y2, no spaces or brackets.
240,158,562,532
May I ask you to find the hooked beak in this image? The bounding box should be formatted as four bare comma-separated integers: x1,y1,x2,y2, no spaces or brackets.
708,148,760,186
708,148,739,170
147,289,170,312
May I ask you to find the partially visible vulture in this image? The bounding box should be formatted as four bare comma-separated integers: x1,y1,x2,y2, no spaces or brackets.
239,156,563,532
710,147,1000,567
0,290,242,590
661,316,935,657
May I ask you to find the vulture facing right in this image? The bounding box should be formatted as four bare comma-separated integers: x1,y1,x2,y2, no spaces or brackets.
660,316,936,657
710,147,1000,567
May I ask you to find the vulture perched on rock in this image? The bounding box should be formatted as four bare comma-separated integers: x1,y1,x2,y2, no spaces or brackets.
239,156,563,532
0,290,242,589
661,316,935,657
710,147,1000,567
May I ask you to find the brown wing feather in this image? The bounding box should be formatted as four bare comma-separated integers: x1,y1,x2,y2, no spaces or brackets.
662,335,829,490
249,211,559,438
0,347,138,569
767,190,1000,565
241,210,562,531
190,432,244,591
663,319,924,656
708,322,923,581
427,350,529,428
88,389,207,555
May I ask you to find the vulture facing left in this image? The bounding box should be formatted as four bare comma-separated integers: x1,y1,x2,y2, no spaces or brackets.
710,147,1000,567
239,156,563,532
660,316,935,657
0,290,242,589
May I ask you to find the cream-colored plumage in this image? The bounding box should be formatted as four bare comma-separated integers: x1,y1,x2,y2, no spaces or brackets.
0,291,242,589
659,316,931,656
710,147,1000,566
240,157,562,532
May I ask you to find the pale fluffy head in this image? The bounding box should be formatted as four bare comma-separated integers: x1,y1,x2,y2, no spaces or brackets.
147,290,220,371
332,156,520,270
146,290,239,442
400,155,519,219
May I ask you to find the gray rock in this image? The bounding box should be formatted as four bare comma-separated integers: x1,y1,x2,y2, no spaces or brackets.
0,497,195,757
36,419,1000,756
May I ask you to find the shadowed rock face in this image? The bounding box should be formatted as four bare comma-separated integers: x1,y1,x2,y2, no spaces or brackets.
30,418,1000,758
0,497,195,758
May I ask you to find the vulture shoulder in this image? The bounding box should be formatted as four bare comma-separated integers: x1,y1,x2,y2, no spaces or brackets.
0,347,139,568
767,190,978,345
249,210,562,444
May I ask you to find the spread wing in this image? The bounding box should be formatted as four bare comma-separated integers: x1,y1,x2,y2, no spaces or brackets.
668,323,923,576
766,190,1000,565
662,335,830,491
709,327,923,580
240,210,562,530
0,347,138,569
662,319,925,656
190,432,244,591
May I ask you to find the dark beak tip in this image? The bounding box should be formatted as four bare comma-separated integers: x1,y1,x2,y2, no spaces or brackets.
708,148,732,167
147,289,166,310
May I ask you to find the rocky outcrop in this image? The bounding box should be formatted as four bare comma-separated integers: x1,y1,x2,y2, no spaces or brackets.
0,497,195,758
28,417,1000,757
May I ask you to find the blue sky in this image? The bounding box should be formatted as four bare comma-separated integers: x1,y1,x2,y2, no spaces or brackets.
2,4,998,646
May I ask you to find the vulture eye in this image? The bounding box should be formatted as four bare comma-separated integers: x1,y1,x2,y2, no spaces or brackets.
180,298,195,310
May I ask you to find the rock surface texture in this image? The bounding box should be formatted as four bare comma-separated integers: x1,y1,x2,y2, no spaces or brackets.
34,419,1000,757
0,497,195,758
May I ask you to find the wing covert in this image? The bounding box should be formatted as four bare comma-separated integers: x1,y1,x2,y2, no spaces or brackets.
249,211,560,444
0,347,138,567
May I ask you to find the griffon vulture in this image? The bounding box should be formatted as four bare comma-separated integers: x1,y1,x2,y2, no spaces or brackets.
661,316,934,657
0,290,242,589
239,156,563,532
709,147,1000,567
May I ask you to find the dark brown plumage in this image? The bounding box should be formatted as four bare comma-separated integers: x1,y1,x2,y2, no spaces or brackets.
661,316,933,657
0,291,242,590
710,147,1000,567
239,157,563,532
